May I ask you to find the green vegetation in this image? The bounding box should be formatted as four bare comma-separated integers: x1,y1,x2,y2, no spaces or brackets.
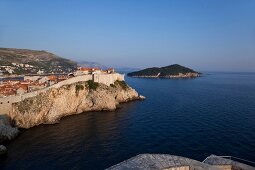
75,84,84,95
127,64,199,77
110,84,116,88
87,80,99,91
0,60,11,65
114,80,129,90
76,84,84,91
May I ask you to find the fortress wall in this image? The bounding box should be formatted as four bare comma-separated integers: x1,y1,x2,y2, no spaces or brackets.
0,95,22,116
93,73,124,86
50,75,93,89
0,73,124,115
0,75,91,115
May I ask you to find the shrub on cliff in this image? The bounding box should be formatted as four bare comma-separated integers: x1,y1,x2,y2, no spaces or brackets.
76,84,84,91
87,80,99,91
114,80,129,90
110,84,116,88
75,84,84,95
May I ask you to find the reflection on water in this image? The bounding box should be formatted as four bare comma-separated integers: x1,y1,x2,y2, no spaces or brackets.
1,102,141,169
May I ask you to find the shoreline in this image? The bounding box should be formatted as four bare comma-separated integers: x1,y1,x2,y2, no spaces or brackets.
128,72,201,78
0,75,145,154
0,94,144,155
128,75,200,78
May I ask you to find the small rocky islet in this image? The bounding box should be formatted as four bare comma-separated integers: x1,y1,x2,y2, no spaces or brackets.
127,64,200,78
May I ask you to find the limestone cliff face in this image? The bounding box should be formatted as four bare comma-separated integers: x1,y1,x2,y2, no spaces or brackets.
10,81,143,129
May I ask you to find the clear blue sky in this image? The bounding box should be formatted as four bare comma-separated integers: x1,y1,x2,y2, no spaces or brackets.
1,0,255,72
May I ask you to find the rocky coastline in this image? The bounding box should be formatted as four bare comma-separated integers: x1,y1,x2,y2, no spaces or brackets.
0,80,144,154
0,115,19,156
0,116,19,143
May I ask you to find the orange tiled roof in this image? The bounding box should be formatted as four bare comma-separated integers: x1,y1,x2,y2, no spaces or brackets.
79,67,102,71
47,75,57,81
79,68,91,71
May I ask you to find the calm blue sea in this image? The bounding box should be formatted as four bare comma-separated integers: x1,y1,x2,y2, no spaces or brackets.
1,72,255,169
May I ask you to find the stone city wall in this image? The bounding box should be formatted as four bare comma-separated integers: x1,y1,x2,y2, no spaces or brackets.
93,73,124,86
0,73,124,115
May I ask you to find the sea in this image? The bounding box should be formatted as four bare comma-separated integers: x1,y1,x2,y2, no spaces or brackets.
1,72,255,169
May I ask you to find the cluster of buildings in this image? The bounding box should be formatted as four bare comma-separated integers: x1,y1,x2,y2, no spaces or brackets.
0,75,68,97
0,62,35,75
0,62,73,75
0,67,116,97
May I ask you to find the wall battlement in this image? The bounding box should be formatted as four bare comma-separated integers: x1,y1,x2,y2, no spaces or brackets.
0,73,124,115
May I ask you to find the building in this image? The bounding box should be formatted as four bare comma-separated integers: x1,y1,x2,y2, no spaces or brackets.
106,68,115,74
74,67,103,76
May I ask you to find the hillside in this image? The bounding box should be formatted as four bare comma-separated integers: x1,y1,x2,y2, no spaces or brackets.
127,64,200,78
0,48,77,75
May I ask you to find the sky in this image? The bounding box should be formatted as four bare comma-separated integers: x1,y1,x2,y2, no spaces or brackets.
0,0,255,72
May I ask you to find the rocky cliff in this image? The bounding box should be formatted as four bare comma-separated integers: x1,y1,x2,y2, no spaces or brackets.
0,115,19,143
10,80,144,129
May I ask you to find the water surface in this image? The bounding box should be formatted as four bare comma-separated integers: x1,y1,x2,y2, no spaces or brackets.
1,72,255,169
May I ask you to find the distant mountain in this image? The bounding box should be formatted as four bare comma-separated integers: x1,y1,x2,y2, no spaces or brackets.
0,48,77,75
127,64,200,78
77,61,108,69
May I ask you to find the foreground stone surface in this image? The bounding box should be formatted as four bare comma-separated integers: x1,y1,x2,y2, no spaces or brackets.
203,155,255,170
107,154,255,170
107,154,220,170
10,81,143,129
0,115,19,143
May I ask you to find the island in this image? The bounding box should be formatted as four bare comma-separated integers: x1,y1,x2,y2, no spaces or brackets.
127,64,200,78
